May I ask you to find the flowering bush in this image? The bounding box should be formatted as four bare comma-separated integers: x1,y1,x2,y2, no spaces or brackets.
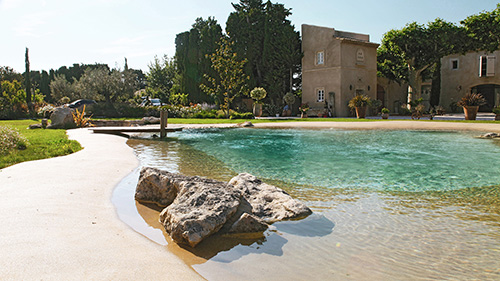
0,126,29,155
299,103,309,113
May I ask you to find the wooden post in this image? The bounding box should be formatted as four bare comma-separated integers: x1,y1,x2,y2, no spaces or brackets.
160,110,166,138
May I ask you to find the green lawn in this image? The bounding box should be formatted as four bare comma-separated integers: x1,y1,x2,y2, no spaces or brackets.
0,120,82,169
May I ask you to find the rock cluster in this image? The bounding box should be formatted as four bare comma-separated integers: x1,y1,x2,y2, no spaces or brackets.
479,132,500,138
135,167,312,247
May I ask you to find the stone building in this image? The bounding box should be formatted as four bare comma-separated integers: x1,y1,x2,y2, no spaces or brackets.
301,24,379,117
302,24,500,116
441,50,500,112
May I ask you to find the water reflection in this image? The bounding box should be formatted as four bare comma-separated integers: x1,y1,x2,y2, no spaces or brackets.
112,130,500,280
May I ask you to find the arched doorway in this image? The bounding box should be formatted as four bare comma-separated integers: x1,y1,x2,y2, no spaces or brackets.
471,84,500,111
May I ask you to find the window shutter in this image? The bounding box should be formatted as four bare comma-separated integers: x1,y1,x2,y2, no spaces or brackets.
479,56,487,77
487,56,496,76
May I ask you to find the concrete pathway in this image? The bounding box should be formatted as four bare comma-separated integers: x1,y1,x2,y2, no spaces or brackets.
0,128,203,280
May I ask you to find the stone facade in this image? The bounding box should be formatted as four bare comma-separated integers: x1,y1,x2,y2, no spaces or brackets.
441,50,500,112
303,25,500,116
301,24,379,117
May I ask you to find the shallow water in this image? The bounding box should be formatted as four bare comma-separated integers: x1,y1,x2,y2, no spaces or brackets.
113,128,500,280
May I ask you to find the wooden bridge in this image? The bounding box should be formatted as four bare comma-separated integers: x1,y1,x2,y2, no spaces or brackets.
91,111,182,138
90,126,183,138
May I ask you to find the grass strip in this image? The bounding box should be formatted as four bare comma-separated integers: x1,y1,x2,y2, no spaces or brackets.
0,120,82,169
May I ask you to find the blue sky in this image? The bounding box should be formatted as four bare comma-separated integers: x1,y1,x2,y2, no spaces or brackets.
0,0,497,73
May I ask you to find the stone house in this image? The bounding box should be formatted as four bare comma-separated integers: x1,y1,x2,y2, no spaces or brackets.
302,24,500,116
301,24,379,117
441,50,500,112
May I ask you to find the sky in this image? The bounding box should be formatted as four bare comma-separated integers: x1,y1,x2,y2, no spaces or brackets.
0,0,497,73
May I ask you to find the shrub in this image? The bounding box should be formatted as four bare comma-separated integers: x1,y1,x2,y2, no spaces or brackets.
381,107,390,114
250,87,267,103
169,93,189,106
283,92,296,107
230,112,254,119
72,105,93,128
264,104,280,116
457,93,487,107
399,105,411,115
348,95,371,108
0,126,29,155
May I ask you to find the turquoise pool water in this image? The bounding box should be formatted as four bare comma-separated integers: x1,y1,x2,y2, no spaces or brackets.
171,128,500,192
116,128,500,280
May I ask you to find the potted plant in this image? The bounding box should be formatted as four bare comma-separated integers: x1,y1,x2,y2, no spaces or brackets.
457,93,487,120
381,107,390,119
299,103,309,118
250,87,267,117
348,94,372,119
493,105,500,121
283,92,296,117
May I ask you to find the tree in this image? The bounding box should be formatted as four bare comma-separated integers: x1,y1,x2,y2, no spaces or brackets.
76,65,138,111
461,4,500,53
24,48,33,115
50,74,76,103
0,66,23,83
377,19,464,106
226,0,301,106
200,36,249,117
175,17,223,103
146,55,176,103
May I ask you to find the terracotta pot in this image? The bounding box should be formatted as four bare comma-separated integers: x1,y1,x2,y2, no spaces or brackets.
253,103,263,117
381,113,389,119
355,106,367,119
463,106,479,120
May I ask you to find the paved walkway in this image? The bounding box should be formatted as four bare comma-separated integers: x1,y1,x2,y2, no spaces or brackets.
0,129,202,281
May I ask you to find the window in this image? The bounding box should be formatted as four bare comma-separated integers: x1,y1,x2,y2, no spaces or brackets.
451,59,459,70
316,51,324,65
479,56,496,77
317,88,325,102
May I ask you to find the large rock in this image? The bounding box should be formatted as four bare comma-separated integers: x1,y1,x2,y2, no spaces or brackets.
228,213,268,233
48,106,75,129
229,173,312,223
135,167,312,247
159,176,241,247
135,167,187,208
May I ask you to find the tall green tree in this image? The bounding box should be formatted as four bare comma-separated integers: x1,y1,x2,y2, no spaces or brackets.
226,0,301,106
24,48,33,115
377,19,464,106
461,4,500,53
175,17,222,103
200,36,249,117
145,55,176,103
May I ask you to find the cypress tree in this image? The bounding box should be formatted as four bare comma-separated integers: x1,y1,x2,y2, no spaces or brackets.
24,47,33,115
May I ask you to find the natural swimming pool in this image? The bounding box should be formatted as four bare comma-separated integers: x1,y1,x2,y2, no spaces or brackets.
113,128,500,280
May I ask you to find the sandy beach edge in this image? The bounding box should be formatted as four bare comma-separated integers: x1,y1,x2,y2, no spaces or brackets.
252,120,500,132
0,128,203,280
